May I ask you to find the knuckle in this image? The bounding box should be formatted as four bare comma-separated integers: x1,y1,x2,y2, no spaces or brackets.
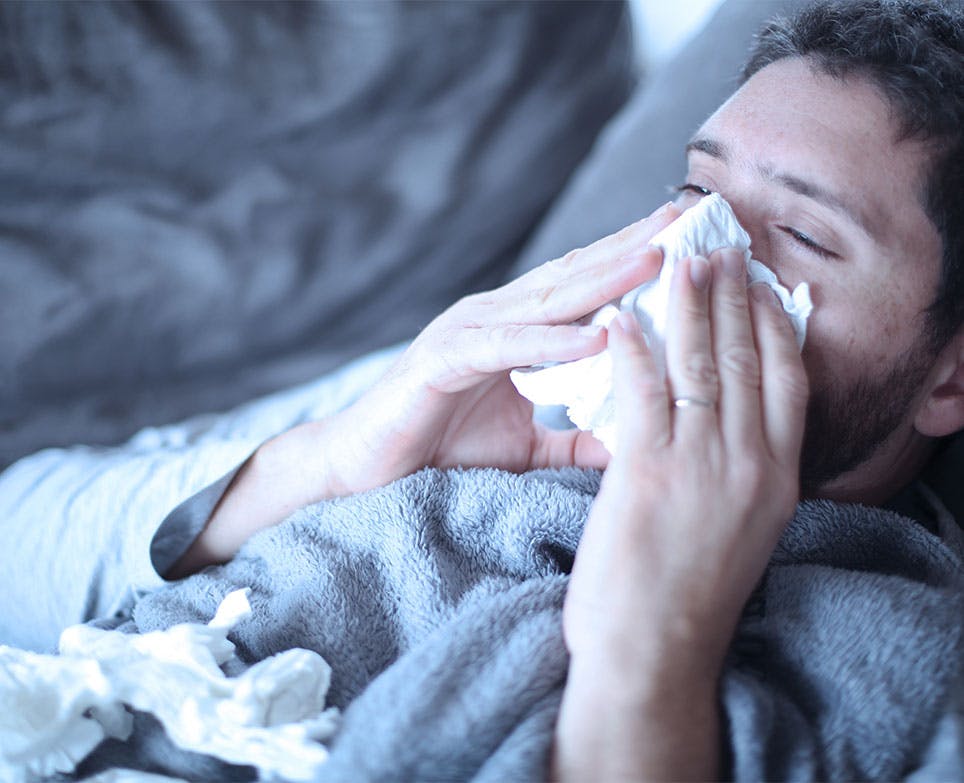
527,283,558,315
448,292,488,324
495,323,528,344
779,363,810,404
614,224,637,245
635,374,666,405
680,298,707,322
549,247,582,272
719,288,749,319
562,247,583,264
681,353,719,390
757,297,795,336
434,350,471,387
718,345,761,385
465,289,496,309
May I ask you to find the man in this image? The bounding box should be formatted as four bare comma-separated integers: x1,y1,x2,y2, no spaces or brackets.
558,1,964,775
6,0,964,779
158,0,963,778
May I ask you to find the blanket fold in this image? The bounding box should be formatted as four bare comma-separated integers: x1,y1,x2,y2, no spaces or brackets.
110,467,961,781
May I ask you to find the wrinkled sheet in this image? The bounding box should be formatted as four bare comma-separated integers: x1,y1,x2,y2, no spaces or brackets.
94,467,964,782
0,0,632,467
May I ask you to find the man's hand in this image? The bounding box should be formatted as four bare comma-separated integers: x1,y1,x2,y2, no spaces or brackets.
169,203,679,576
554,249,809,781
318,201,678,494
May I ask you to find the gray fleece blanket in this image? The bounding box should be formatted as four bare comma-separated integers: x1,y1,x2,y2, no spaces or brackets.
95,467,963,781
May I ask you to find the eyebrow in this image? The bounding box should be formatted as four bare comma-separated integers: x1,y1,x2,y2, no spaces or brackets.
685,136,878,240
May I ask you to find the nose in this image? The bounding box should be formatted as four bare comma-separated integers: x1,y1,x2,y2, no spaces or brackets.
674,189,774,267
722,194,772,266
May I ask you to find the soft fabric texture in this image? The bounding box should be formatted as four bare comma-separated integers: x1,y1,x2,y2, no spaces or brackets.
92,467,964,782
0,0,633,468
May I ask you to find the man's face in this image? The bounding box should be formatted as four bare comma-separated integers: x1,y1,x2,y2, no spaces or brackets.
674,57,943,497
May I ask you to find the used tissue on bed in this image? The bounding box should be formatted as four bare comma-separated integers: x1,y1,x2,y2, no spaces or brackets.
510,194,813,452
0,589,338,783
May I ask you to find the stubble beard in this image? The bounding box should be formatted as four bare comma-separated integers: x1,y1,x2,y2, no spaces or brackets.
798,340,936,497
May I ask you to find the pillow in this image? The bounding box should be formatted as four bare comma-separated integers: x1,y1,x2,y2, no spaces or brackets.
507,0,804,278
0,0,633,467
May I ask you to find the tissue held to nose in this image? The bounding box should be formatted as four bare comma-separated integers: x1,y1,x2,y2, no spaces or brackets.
510,194,813,453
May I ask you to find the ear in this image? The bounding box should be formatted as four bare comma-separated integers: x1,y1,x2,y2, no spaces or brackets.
915,331,964,438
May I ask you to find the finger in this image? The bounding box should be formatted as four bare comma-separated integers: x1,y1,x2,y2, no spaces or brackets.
608,310,669,455
530,427,612,471
426,322,609,392
709,248,763,448
748,284,809,467
494,203,680,324
664,255,719,436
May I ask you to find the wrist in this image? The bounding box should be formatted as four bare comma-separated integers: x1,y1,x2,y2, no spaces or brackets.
566,597,734,685
256,420,338,504
566,641,722,708
555,654,721,782
166,421,336,578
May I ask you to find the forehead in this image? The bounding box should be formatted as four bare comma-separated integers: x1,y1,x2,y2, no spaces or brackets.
695,57,934,252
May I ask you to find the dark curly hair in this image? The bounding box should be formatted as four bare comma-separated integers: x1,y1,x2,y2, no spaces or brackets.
743,0,964,352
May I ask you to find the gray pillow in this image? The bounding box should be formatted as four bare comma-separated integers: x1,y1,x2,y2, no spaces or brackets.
508,0,805,277
0,0,633,467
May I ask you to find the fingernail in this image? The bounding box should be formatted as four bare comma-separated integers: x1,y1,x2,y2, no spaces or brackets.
689,255,710,290
750,282,781,308
610,311,636,336
579,325,605,338
720,248,745,280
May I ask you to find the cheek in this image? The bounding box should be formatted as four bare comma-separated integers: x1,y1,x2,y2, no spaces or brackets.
800,282,917,387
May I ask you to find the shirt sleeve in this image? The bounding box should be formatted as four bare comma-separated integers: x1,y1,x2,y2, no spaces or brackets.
149,463,246,579
0,440,257,653
0,343,407,653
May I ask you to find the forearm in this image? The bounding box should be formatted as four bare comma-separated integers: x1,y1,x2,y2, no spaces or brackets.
166,420,333,578
553,651,721,782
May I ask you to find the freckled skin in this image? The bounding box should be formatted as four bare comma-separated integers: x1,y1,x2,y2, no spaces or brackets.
678,57,944,502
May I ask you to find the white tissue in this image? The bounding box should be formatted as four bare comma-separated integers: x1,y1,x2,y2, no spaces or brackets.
510,194,813,452
0,589,338,783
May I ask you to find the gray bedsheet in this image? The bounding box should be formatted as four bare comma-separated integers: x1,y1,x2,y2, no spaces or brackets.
0,0,632,468
89,467,963,781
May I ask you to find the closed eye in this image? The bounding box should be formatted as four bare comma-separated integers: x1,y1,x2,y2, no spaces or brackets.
778,225,839,259
673,183,713,198
673,184,841,260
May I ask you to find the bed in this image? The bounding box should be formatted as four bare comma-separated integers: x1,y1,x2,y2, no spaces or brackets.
2,1,962,780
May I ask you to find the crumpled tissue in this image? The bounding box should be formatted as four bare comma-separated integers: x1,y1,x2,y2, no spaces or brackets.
510,193,813,452
0,588,338,783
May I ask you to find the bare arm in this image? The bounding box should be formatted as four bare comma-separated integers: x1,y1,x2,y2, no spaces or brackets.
166,421,333,578
555,649,721,781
